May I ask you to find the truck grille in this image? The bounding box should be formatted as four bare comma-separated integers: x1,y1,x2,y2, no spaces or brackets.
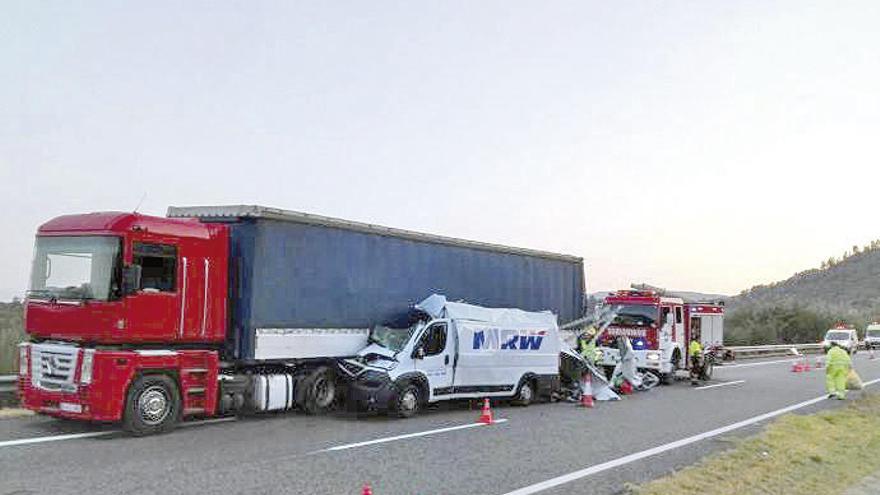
31,343,79,392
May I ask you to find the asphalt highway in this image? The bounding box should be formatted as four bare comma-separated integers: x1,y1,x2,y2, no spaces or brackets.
3,354,879,495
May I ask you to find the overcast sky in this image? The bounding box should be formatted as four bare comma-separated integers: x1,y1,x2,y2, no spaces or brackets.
1,2,878,301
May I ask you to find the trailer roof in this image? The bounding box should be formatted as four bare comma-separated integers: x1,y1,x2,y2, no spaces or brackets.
167,204,583,263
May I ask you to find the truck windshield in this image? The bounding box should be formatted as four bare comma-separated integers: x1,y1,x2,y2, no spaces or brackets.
608,304,658,327
28,236,121,301
868,329,880,338
825,331,852,341
369,324,421,353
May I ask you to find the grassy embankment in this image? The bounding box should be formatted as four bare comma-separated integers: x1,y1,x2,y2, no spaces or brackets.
634,394,880,495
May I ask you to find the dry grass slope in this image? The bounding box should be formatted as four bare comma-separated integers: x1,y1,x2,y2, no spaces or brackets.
634,394,880,495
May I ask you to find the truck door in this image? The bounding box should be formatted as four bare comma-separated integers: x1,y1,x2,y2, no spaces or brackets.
125,242,181,341
413,321,454,399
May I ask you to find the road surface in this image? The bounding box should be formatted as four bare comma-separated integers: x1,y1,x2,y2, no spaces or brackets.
2,354,878,495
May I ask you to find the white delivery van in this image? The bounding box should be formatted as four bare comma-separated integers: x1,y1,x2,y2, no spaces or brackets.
822,326,859,355
340,294,561,417
864,324,880,350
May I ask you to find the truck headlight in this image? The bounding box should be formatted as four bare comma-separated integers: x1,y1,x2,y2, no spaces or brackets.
646,351,661,361
18,343,29,376
80,349,95,385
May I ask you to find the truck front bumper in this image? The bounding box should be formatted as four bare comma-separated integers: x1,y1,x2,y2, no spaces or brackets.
19,379,118,422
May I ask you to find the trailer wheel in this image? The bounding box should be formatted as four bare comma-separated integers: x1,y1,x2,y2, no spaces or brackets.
298,366,337,415
511,379,535,406
392,382,420,418
123,374,181,436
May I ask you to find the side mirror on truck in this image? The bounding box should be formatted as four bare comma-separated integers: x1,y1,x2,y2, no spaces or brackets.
413,347,426,360
122,265,142,295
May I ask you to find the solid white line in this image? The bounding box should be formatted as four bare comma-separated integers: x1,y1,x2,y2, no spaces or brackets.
0,431,115,448
0,416,237,449
695,380,745,391
321,419,509,453
500,378,880,495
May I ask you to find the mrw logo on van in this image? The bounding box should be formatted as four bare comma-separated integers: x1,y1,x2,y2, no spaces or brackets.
472,329,547,351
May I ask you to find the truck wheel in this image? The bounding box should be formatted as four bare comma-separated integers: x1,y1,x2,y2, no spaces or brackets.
392,383,420,418
123,374,180,436
658,371,673,385
511,379,534,406
298,367,337,415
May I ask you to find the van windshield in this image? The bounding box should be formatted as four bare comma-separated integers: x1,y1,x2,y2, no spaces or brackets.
825,331,852,341
369,323,421,353
867,329,880,338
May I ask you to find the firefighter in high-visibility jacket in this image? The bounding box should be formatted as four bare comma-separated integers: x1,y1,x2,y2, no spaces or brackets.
825,342,852,400
689,335,703,385
577,326,599,364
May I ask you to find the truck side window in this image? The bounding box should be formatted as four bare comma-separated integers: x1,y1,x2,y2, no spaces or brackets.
421,324,447,356
661,307,671,324
675,307,683,324
133,243,177,292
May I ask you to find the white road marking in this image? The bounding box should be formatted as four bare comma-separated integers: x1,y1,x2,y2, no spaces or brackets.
695,380,745,390
0,416,238,449
718,359,796,369
320,419,509,453
500,378,880,495
0,431,115,448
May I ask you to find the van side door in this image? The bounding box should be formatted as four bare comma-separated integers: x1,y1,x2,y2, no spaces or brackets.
412,320,454,400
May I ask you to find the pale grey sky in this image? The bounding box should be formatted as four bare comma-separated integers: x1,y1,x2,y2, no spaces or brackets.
2,2,879,301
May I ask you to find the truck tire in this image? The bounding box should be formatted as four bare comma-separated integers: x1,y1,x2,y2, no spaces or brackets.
658,371,673,386
123,374,181,436
511,379,535,406
391,382,420,418
297,366,337,415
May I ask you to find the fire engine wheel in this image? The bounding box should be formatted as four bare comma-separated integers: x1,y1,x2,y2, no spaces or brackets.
392,383,420,419
700,360,715,381
123,374,181,436
511,379,535,406
298,366,337,415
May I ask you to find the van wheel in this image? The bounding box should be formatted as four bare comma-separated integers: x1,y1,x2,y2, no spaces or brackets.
392,383,420,418
512,379,534,406
123,374,180,436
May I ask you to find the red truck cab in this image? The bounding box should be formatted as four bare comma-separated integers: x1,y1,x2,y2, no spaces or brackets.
19,212,228,434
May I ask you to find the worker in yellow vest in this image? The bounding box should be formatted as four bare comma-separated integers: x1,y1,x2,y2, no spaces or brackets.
577,326,599,364
826,341,852,400
689,334,703,385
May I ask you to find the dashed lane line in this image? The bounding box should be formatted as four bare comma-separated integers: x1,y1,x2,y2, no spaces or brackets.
695,380,745,390
318,418,509,453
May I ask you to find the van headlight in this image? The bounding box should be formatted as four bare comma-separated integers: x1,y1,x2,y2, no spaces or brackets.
18,343,29,376
80,349,96,385
646,351,661,362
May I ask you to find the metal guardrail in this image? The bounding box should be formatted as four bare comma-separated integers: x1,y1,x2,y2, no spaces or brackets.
727,343,824,359
0,375,17,405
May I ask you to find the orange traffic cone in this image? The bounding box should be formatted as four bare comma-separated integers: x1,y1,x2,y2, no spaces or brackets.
362,483,373,495
478,398,494,425
790,361,803,373
580,373,594,408
801,356,811,372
